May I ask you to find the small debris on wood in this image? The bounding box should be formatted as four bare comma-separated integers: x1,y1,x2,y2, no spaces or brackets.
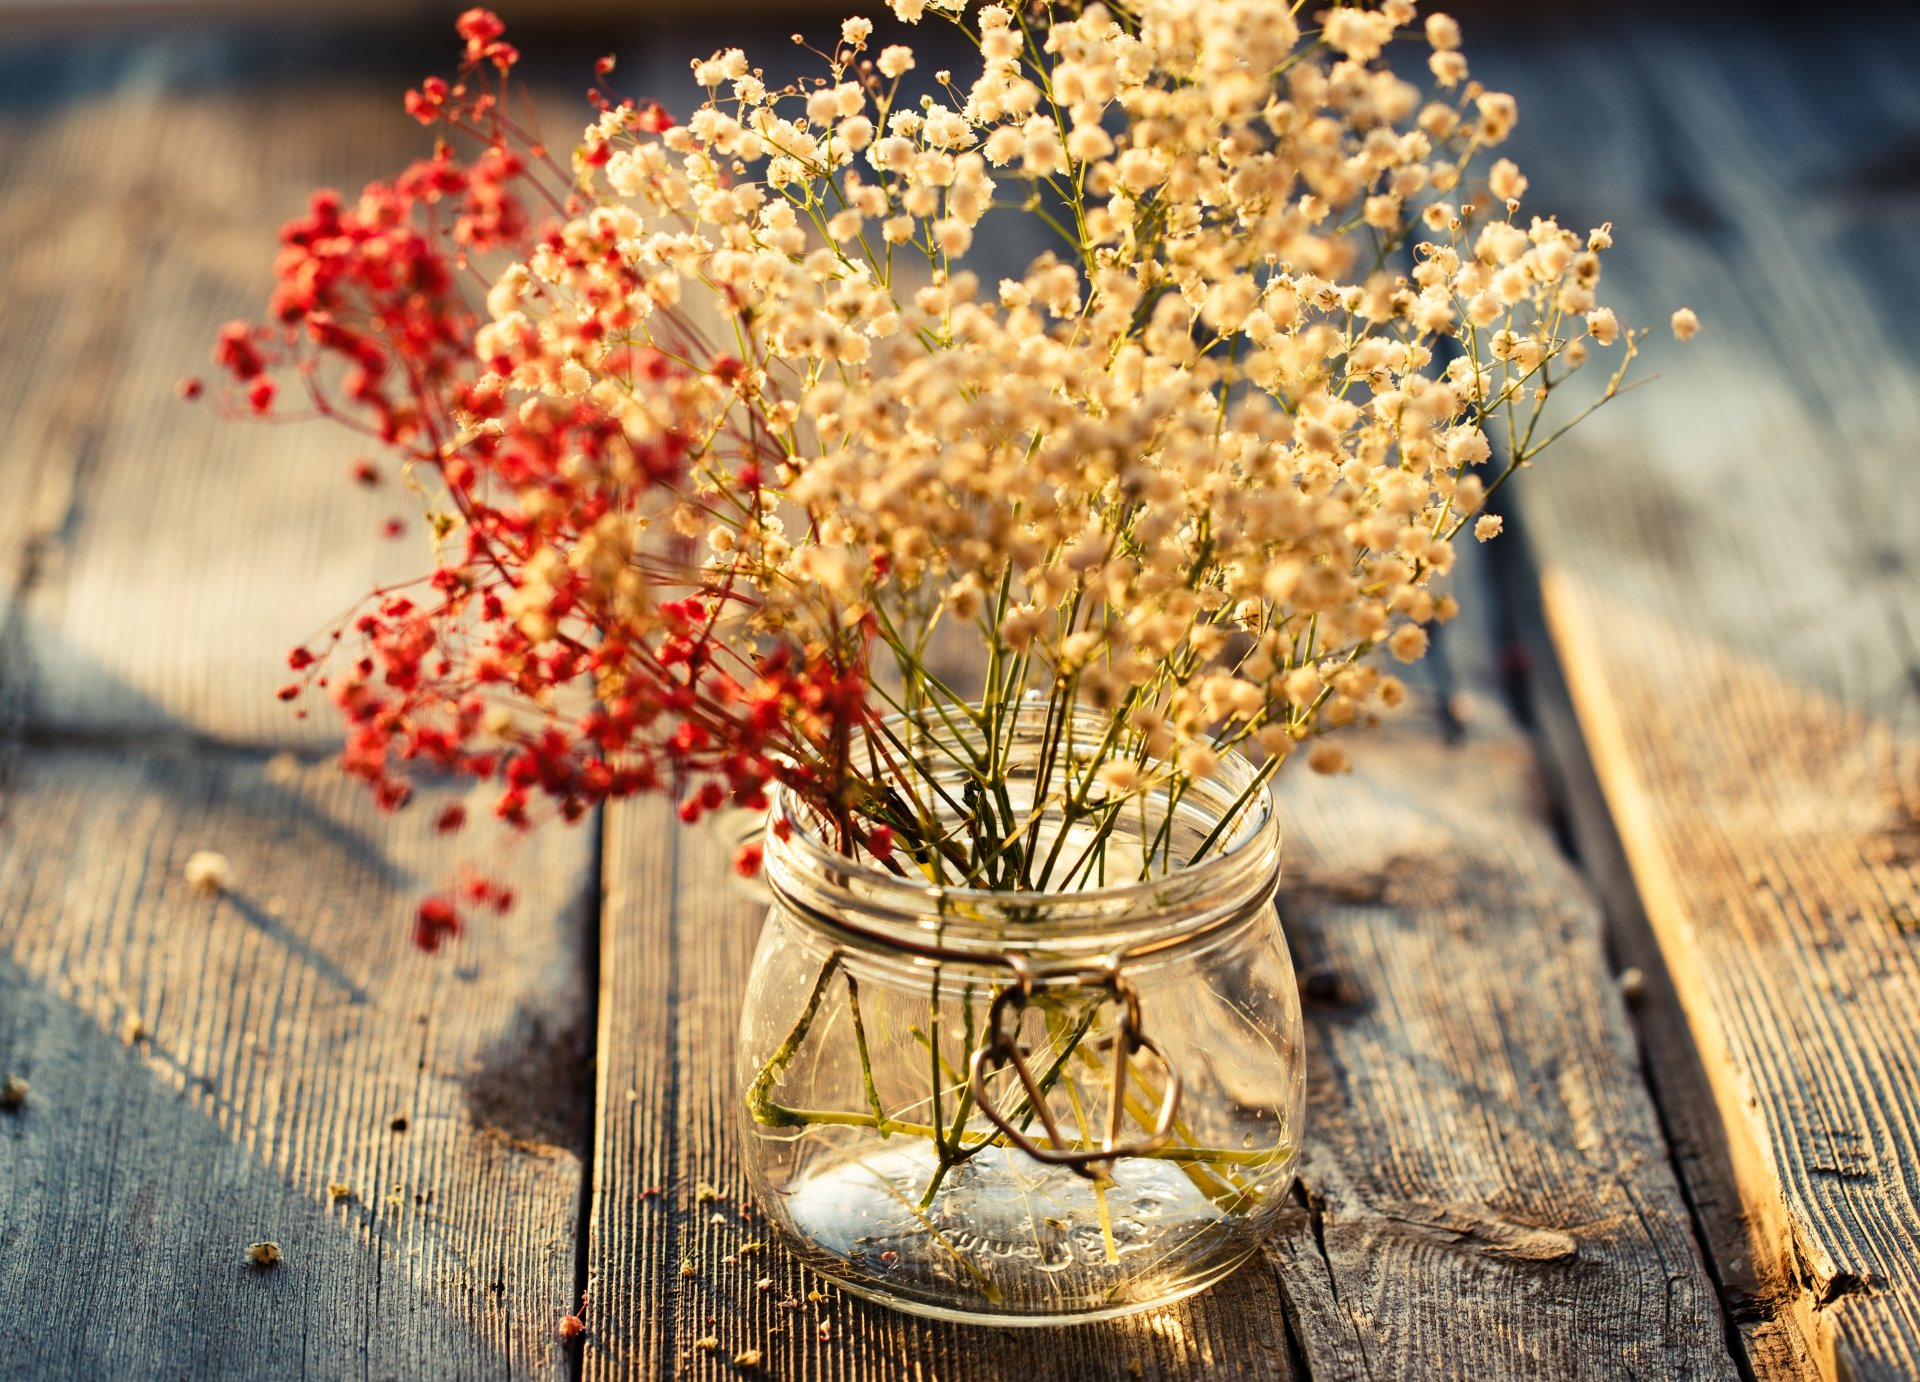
1619,967,1647,1003
1,1075,28,1110
694,1335,720,1352
264,752,303,785
818,1320,832,1343
121,1013,147,1046
245,1240,283,1269
680,1257,698,1278
710,1211,730,1225
390,1115,409,1132
737,1240,767,1256
185,850,235,894
732,1348,763,1368
327,1182,352,1203
695,1180,725,1204
755,1276,774,1292
806,1289,827,1303
1126,1360,1144,1378
557,1314,585,1340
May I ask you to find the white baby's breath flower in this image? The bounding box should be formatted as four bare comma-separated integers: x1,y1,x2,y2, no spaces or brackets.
1671,307,1701,341
420,0,1669,893
1307,744,1351,776
1094,760,1140,796
1388,625,1430,663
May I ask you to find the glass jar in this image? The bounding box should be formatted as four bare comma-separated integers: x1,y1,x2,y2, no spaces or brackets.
735,707,1305,1325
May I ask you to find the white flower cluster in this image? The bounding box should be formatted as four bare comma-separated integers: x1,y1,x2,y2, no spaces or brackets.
474,0,1667,867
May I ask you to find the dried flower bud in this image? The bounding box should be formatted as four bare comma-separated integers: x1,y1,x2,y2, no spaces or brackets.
185,851,235,895
1308,743,1351,776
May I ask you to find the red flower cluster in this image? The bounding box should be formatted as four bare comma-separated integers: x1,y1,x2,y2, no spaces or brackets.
208,11,871,948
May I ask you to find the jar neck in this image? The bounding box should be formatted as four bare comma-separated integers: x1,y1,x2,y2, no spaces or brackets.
763,709,1282,968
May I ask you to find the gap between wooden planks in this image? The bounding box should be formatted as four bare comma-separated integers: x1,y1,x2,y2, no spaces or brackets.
1484,15,1920,1379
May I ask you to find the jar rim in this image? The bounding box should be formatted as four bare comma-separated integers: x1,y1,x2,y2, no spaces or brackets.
761,706,1282,962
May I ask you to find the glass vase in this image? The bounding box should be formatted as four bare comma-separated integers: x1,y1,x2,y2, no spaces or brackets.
735,706,1304,1325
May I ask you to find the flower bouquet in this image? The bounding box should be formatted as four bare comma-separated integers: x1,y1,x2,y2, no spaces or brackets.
208,0,1679,1324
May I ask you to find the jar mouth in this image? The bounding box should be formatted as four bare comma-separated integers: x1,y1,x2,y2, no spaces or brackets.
762,704,1282,963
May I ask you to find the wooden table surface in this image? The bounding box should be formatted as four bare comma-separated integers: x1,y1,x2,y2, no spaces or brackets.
2,9,1917,1380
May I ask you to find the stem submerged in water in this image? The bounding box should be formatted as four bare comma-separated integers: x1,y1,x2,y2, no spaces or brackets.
748,955,1287,1208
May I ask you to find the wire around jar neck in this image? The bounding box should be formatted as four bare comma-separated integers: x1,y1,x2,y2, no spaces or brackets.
761,705,1282,969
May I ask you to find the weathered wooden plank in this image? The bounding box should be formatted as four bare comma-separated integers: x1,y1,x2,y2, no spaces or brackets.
1500,524,1824,1380
0,745,595,1377
1259,586,1732,1379
586,548,1731,1378
0,78,436,748
1484,14,1920,1378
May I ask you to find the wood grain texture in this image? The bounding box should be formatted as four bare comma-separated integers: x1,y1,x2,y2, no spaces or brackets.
1500,523,1823,1380
1260,625,1732,1380
0,746,595,1377
0,77,466,748
1484,14,1920,1378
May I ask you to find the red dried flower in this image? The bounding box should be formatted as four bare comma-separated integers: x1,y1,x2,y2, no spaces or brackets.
413,896,462,952
216,9,874,950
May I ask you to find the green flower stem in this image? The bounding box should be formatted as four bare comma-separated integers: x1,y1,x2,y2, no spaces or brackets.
1061,1073,1120,1264
745,950,842,1124
748,1100,1287,1169
1069,1044,1271,1211
845,971,889,1137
